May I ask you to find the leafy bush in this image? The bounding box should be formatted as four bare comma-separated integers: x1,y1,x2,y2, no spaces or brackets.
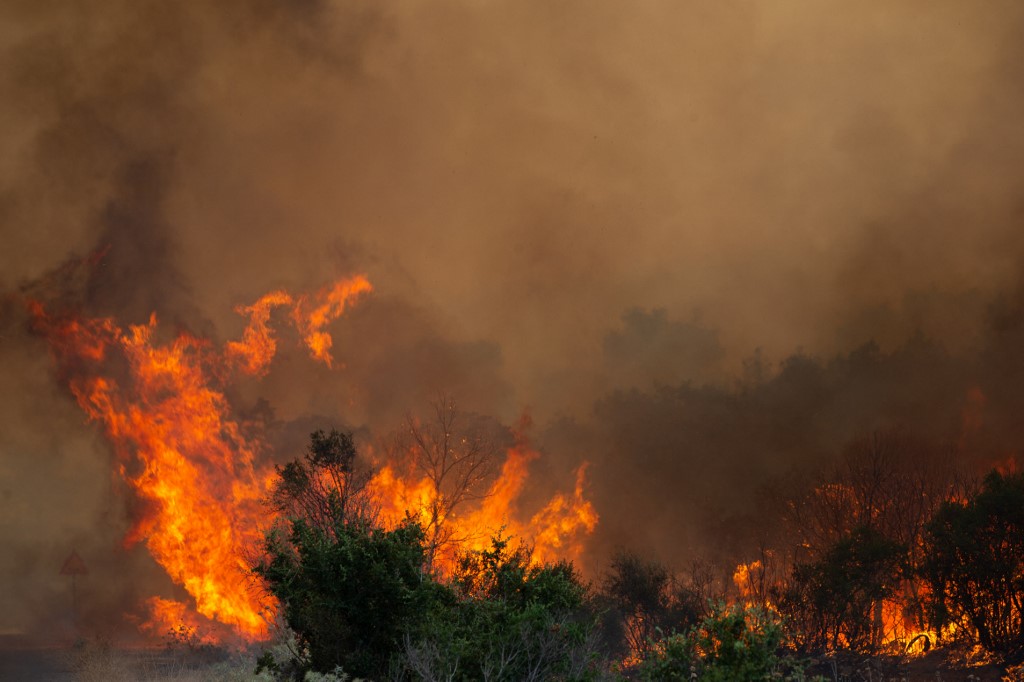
398,536,603,681
254,429,440,679
636,602,815,681
256,514,438,679
778,526,906,653
599,550,706,661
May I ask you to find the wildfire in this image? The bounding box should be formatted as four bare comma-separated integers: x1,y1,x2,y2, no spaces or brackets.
29,269,597,641
29,275,372,641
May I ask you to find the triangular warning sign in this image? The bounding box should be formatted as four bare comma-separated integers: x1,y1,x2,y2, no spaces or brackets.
60,550,88,576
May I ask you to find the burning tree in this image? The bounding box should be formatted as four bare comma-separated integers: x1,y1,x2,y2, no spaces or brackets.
389,395,501,570
773,430,961,653
267,428,376,536
598,551,714,663
922,470,1024,653
703,428,970,656
255,429,435,678
369,408,598,575
780,526,907,652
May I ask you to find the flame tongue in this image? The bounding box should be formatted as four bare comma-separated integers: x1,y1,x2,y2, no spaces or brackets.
34,308,275,638
29,275,373,640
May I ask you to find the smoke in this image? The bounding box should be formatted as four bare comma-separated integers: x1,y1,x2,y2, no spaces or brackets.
4,0,1024,635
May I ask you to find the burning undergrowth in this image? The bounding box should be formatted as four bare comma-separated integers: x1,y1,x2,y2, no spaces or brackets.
19,255,598,644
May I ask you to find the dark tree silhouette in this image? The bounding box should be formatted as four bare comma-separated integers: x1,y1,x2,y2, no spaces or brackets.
922,470,1024,653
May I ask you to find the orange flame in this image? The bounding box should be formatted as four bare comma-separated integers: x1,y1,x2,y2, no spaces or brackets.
30,271,597,641
291,275,373,368
225,290,293,376
368,435,598,573
29,275,372,640
140,596,222,644
730,561,941,656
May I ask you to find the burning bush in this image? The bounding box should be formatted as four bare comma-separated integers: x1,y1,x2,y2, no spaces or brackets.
779,526,907,653
402,537,602,682
633,602,811,682
254,429,604,681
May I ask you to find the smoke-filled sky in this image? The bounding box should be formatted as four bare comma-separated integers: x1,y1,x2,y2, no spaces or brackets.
4,0,1024,635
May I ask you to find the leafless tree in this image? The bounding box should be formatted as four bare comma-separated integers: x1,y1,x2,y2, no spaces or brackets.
399,634,461,682
393,394,501,569
780,429,965,649
785,429,961,563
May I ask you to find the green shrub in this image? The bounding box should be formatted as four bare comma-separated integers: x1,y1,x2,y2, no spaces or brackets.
255,431,602,681
398,536,603,681
255,515,439,679
637,602,815,681
779,526,906,653
254,430,442,679
599,550,705,661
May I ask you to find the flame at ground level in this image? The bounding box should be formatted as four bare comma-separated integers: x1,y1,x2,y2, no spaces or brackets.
730,560,954,657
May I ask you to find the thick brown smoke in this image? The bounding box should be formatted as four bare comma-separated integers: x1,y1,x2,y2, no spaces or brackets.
3,0,1024,637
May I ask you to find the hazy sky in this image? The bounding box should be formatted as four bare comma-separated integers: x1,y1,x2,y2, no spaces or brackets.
5,1,1024,407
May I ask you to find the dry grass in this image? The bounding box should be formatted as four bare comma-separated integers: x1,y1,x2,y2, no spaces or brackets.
66,637,274,682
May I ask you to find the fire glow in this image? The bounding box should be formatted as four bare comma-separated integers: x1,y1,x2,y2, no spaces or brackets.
28,273,597,641
370,437,597,573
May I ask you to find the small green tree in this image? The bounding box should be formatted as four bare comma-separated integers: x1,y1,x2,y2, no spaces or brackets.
599,550,705,660
922,470,1024,653
399,536,602,681
254,429,439,679
269,428,375,533
779,526,906,652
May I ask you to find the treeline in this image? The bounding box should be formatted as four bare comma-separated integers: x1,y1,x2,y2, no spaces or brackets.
252,429,1024,681
735,430,1024,658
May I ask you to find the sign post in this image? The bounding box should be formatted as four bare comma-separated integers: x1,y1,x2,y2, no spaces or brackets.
59,550,88,627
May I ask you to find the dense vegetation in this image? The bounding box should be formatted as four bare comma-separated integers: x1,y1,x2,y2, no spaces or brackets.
253,429,1024,681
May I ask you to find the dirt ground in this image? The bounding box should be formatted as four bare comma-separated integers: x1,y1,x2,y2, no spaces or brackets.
0,635,249,682
0,636,75,682
3,633,1022,681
